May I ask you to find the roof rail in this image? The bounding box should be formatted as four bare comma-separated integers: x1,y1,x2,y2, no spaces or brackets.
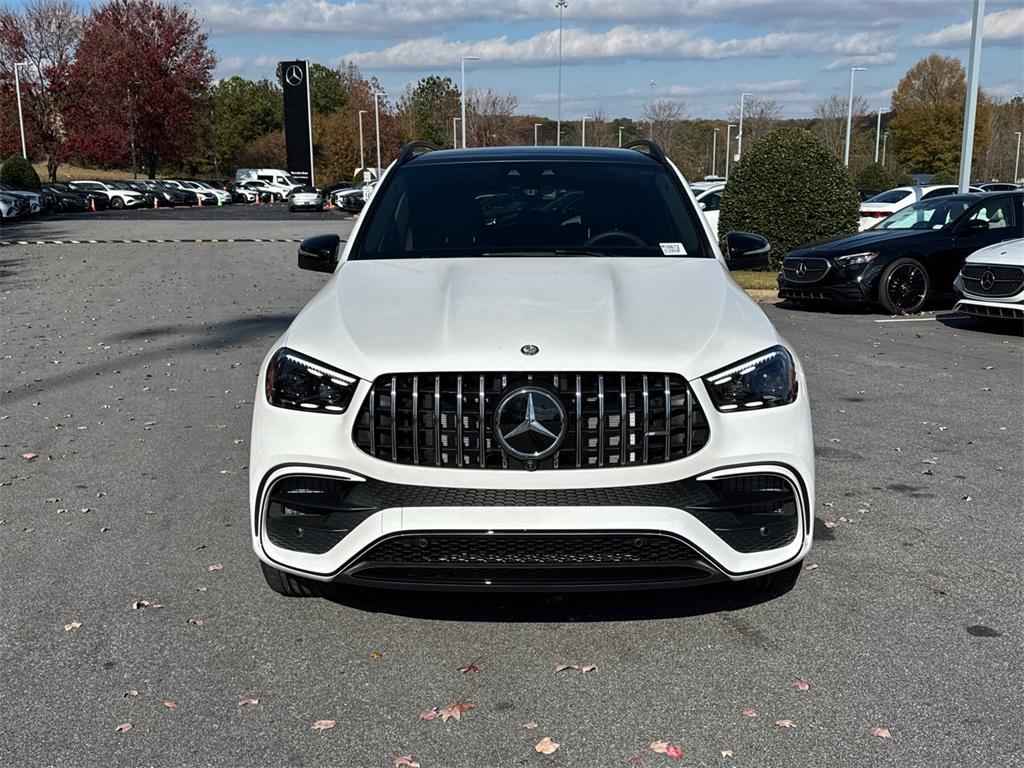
396,141,442,167
622,140,670,168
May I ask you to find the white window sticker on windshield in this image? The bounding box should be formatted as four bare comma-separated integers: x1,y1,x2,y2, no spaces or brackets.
660,242,687,255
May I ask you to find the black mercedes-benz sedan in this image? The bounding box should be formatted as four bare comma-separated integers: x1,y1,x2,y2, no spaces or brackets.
779,192,1023,314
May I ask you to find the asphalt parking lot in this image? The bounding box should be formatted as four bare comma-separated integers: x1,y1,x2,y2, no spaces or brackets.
1,213,1021,767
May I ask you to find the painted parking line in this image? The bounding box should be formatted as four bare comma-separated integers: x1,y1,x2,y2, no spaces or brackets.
874,315,940,323
0,238,303,248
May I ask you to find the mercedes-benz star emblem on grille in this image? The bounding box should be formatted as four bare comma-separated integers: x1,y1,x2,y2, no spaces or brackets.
980,270,996,291
520,344,539,356
493,387,566,460
795,261,807,278
285,64,304,87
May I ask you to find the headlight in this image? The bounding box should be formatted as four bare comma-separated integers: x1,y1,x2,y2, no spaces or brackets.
265,348,358,413
703,346,798,412
835,251,878,267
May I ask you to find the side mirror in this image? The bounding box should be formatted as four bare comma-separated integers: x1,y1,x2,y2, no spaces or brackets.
298,234,343,273
962,219,989,232
724,231,771,270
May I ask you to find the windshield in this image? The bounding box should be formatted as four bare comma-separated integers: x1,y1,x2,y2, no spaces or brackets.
355,160,706,259
866,189,911,204
879,197,973,229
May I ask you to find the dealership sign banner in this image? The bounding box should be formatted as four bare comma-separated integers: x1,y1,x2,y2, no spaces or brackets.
281,60,314,185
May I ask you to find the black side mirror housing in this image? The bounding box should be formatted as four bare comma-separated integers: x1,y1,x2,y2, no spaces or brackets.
724,231,771,270
963,219,989,232
298,234,343,273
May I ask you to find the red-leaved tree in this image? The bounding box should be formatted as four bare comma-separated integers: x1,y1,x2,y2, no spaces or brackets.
70,0,215,177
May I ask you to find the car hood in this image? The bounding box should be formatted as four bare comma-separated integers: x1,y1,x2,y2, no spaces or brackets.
965,237,1024,267
283,257,781,381
791,227,934,257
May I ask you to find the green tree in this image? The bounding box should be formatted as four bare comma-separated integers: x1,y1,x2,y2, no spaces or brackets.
718,128,859,268
275,62,347,115
212,76,282,169
890,55,991,176
400,75,460,147
1,154,42,189
855,163,895,192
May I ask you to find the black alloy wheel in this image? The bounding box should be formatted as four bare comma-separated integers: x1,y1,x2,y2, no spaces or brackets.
879,257,929,314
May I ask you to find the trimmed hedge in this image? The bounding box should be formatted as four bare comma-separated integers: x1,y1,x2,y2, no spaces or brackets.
0,155,41,191
718,128,860,267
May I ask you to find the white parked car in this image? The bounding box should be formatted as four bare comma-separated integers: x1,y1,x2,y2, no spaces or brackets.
191,181,232,205
954,237,1024,324
68,180,145,209
164,180,220,205
692,183,724,239
288,186,324,212
235,168,301,198
859,185,983,231
249,143,815,598
0,192,24,220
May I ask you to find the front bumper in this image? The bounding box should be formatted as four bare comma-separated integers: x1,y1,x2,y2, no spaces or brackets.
249,368,815,590
954,298,1024,321
778,264,875,305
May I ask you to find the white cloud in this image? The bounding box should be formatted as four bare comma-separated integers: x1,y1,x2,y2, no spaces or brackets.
341,25,895,69
825,52,899,70
914,8,1024,46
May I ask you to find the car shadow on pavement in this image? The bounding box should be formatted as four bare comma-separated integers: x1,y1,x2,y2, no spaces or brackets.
323,581,793,622
935,312,1023,336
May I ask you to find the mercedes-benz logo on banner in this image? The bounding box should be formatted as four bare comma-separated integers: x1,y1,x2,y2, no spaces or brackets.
494,387,566,460
285,64,304,87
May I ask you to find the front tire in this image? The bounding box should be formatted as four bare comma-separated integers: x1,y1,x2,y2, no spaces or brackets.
878,257,929,314
259,560,323,597
110,196,125,210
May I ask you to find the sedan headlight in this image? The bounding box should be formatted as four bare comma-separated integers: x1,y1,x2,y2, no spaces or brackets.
835,251,878,267
265,348,358,413
703,346,798,412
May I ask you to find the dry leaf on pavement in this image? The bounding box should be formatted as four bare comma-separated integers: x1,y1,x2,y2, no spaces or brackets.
131,600,162,610
123,689,138,698
523,722,539,729
870,727,892,739
775,719,796,728
721,749,735,757
439,699,475,722
238,698,259,707
21,452,38,460
665,744,683,759
394,756,421,768
163,699,177,709
804,563,819,571
535,737,560,754
554,663,578,673
581,664,598,673
741,708,757,717
64,621,82,631
650,741,669,754
115,722,133,733
370,651,383,660
311,719,336,732
458,661,479,674
207,563,224,572
186,617,204,626
793,679,810,691
419,708,438,721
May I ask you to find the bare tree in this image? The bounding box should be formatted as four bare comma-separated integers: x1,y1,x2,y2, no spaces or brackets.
585,108,612,147
812,93,870,160
727,96,782,150
0,0,83,180
467,88,519,147
643,99,685,154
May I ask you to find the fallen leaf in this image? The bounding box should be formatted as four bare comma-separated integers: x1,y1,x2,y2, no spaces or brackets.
458,662,479,674
804,563,818,571
523,722,539,730
793,679,810,691
823,520,837,529
195,586,208,592
393,756,421,768
665,744,683,759
115,722,133,733
186,617,204,626
419,708,438,721
581,664,598,673
921,457,938,465
741,708,757,718
238,698,259,707
628,757,646,766
370,651,383,660
962,495,973,502
870,727,892,739
311,719,336,733
721,749,735,758
123,689,138,698
21,452,38,461
535,737,560,755
64,620,82,631
932,588,946,597
131,600,162,610
554,663,578,673
163,699,177,709
650,741,669,753
207,563,224,572
439,699,475,722
775,719,796,728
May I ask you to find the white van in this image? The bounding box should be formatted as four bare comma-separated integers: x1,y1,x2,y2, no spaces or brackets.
234,168,302,197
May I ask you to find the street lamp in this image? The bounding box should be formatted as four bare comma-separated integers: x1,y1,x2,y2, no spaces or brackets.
711,127,718,177
844,67,867,167
618,126,624,147
358,110,367,170
874,108,889,163
958,0,985,192
737,92,754,162
1015,131,1022,183
882,130,889,166
453,117,460,149
534,122,542,146
556,0,567,147
581,116,586,147
460,55,479,149
14,61,28,160
648,80,656,139
374,90,387,178
725,123,736,180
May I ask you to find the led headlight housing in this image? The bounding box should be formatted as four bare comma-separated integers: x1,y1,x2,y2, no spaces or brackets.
703,345,798,412
835,251,878,267
265,348,358,413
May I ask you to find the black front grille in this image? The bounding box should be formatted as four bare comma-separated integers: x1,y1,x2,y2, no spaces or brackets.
961,264,1024,298
781,258,830,284
352,372,709,470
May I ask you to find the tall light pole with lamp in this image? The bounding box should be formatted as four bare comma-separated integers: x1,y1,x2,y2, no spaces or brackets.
882,130,889,166
711,127,718,176
534,123,542,146
648,80,656,139
618,126,624,147
725,123,736,180
460,55,479,149
957,0,985,193
453,117,460,149
14,61,29,159
1014,131,1022,182
555,0,567,146
874,108,888,163
374,90,387,179
844,67,867,167
357,110,367,170
581,116,586,147
737,92,754,162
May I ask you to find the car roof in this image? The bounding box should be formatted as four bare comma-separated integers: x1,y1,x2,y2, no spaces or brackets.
405,145,661,166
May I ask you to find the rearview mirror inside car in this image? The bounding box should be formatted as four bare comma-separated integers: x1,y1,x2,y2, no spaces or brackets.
298,234,343,273
724,232,771,270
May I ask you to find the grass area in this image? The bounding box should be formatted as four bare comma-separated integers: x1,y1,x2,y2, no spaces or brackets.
32,163,134,182
730,269,779,290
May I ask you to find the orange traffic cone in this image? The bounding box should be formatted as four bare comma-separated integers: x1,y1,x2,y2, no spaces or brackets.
153,197,158,209
197,194,203,207
90,197,96,212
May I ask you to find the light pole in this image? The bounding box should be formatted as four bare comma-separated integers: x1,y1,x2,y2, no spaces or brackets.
618,126,624,147
556,0,567,147
648,80,656,139
581,116,586,147
14,61,28,160
882,130,889,166
453,117,460,149
711,128,718,176
725,123,736,180
358,110,367,170
844,67,867,167
534,122,542,146
874,108,888,163
958,0,985,193
1014,131,1022,182
737,92,753,162
460,55,479,149
374,90,386,179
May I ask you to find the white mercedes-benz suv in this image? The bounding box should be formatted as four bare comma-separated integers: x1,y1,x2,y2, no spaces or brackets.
250,142,815,597
953,237,1024,325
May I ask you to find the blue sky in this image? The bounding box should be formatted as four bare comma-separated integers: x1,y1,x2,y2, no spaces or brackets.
95,1,1024,118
